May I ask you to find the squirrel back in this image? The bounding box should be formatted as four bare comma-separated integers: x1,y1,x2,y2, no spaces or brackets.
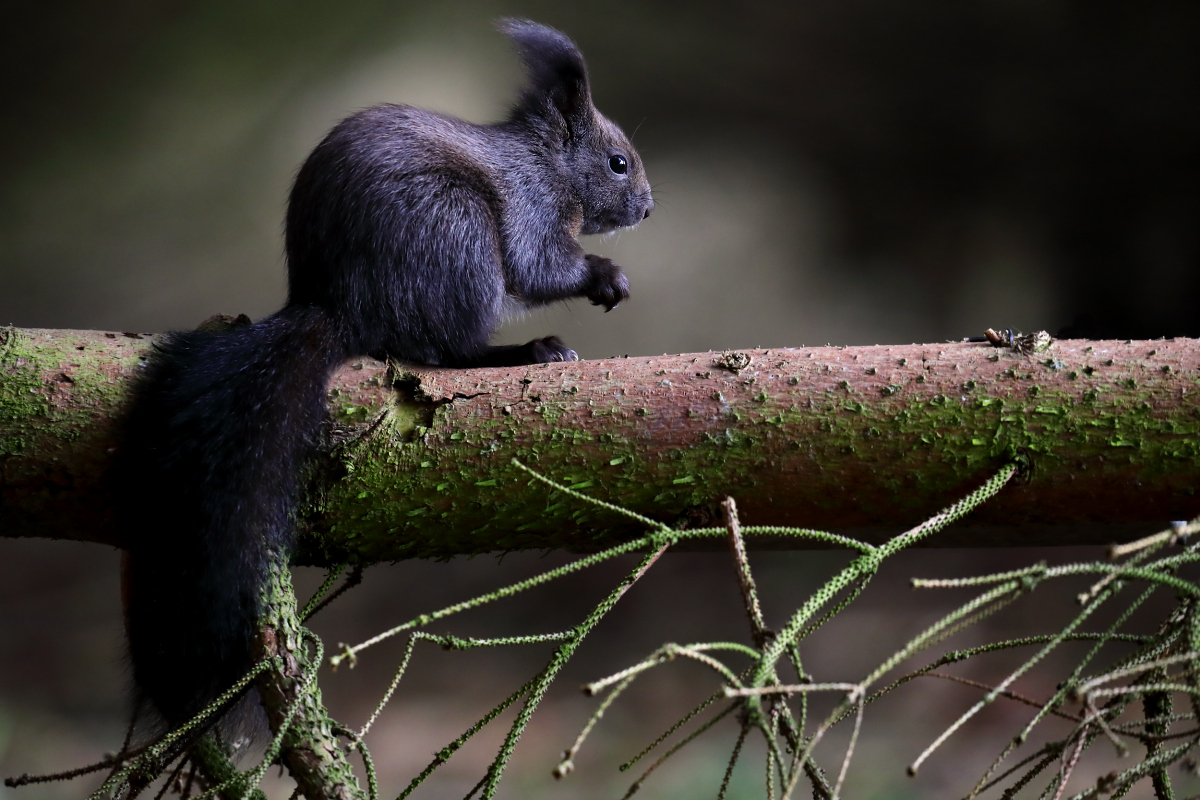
119,19,653,730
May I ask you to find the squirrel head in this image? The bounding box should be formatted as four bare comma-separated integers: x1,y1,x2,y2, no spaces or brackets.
500,19,654,234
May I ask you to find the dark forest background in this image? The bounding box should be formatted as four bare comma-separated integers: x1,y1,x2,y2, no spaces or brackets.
1,2,1197,798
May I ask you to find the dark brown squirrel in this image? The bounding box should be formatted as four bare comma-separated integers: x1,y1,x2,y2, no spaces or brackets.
117,19,653,730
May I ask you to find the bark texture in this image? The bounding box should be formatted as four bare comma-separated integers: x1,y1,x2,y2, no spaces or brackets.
3,326,1199,559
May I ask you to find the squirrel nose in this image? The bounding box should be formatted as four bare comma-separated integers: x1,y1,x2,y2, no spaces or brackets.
642,200,655,220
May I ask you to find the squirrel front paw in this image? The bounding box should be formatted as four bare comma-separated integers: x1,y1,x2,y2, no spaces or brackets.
529,336,579,363
583,255,630,312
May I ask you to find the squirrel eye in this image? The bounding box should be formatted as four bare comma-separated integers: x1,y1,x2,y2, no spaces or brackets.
608,154,628,175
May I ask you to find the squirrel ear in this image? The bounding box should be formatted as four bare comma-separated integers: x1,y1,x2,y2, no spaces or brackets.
500,19,593,135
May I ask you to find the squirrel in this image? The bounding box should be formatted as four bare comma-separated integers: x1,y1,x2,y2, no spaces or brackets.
116,19,653,730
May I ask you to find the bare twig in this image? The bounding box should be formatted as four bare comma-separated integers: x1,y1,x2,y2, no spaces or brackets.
724,497,769,646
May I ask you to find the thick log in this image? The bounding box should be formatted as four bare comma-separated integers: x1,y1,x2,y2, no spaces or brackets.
2,327,1199,559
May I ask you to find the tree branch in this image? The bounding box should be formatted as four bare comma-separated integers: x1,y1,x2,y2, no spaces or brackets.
3,326,1199,562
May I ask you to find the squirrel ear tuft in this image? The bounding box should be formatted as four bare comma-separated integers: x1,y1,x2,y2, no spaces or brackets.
499,19,592,134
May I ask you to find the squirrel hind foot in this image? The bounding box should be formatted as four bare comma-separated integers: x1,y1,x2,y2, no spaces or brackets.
529,336,578,363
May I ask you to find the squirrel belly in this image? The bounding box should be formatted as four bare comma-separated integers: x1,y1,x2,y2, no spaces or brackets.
118,19,653,730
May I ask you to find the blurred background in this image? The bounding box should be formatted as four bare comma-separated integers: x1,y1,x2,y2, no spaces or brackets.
1,1,1198,798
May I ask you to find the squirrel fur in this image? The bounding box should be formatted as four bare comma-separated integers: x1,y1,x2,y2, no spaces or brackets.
117,19,653,729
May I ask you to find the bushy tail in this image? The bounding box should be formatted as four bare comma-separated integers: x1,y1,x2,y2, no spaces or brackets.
118,305,346,728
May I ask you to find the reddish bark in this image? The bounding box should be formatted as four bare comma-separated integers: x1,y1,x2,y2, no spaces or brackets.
3,327,1199,557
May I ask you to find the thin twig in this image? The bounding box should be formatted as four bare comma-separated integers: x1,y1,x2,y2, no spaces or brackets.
480,544,671,799
922,672,1082,722
618,702,741,800
151,756,190,800
334,725,379,800
5,745,149,788
1075,652,1200,697
330,534,659,668
555,674,637,778
1052,734,1086,800
1109,517,1200,560
303,564,364,622
724,497,769,645
833,691,865,799
718,722,751,800
909,583,1112,776
396,678,535,799
618,687,729,773
725,683,860,698
1083,696,1130,757
180,760,199,800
